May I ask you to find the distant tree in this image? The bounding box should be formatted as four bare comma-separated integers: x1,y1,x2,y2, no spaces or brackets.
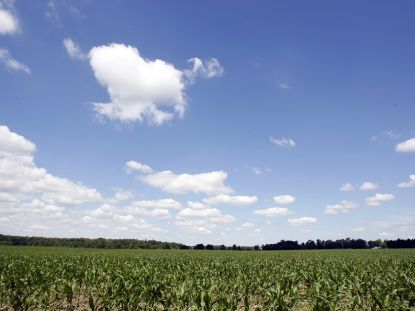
193,243,205,250
206,244,214,250
232,244,237,251
254,245,259,251
305,240,316,249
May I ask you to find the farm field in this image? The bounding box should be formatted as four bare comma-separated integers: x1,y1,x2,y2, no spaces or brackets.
0,246,414,310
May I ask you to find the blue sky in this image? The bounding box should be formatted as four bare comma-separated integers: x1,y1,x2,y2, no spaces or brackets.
0,0,414,245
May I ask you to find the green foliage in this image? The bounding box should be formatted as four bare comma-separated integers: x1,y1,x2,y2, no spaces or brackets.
0,246,414,310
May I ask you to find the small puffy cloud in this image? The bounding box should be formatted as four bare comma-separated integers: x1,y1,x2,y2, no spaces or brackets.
360,182,378,191
254,207,290,217
245,166,272,175
278,82,289,89
114,214,135,222
176,204,236,232
241,222,255,228
150,208,170,218
211,214,236,223
273,195,295,205
396,138,415,153
340,183,354,191
187,201,210,209
325,200,358,215
108,189,133,203
140,170,232,195
288,217,317,225
270,136,296,148
203,194,257,206
365,193,395,206
89,43,186,125
0,8,19,34
125,161,153,174
89,204,115,218
398,174,415,188
183,57,224,83
129,199,181,210
126,201,173,218
177,207,221,218
63,38,87,60
0,48,30,74
371,131,400,141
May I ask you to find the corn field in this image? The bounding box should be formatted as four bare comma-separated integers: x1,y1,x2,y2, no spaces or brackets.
0,246,414,310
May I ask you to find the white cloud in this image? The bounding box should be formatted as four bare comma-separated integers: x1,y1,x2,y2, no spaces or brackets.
0,48,30,74
108,189,133,203
125,160,153,174
89,43,186,125
0,8,19,34
278,82,289,89
89,204,115,218
211,214,236,223
371,131,400,141
0,125,102,206
126,200,179,218
187,201,210,209
241,222,255,228
176,203,236,232
360,182,378,191
203,194,257,206
365,193,395,206
114,214,134,222
29,224,49,231
177,207,221,218
251,167,262,175
254,207,290,217
63,38,87,60
45,0,60,24
325,201,358,215
183,57,224,83
175,218,215,234
129,199,181,210
269,136,296,148
398,174,415,188
245,166,272,175
396,138,415,153
88,44,223,125
288,217,317,225
273,195,295,205
340,183,354,191
135,165,232,195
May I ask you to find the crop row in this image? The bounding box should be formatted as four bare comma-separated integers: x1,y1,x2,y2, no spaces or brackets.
0,248,414,310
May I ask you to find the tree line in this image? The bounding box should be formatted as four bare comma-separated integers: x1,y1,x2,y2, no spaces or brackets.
0,234,187,249
1,234,414,250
